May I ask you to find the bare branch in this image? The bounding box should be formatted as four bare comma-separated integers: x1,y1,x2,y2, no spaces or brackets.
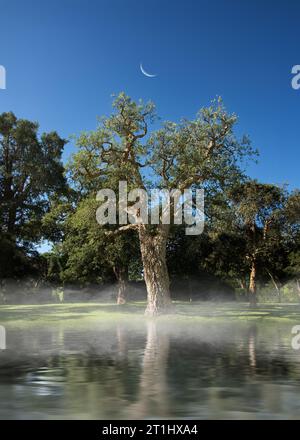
105,224,139,236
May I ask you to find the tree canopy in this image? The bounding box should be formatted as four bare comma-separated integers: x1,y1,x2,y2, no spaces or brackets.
0,112,66,277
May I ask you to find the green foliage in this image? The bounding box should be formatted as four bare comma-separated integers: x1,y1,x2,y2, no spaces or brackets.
45,194,141,286
2,95,300,306
0,112,67,277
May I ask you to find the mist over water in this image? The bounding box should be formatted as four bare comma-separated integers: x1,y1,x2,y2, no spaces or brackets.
0,304,300,420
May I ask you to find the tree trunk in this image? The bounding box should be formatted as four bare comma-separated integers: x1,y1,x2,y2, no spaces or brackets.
266,269,281,303
113,265,128,305
239,279,248,298
296,279,300,302
139,225,173,316
249,258,257,307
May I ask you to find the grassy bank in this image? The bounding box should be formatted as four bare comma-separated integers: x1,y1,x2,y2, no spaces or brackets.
0,301,300,327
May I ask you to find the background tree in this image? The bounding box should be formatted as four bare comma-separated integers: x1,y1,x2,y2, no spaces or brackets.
0,111,66,278
228,181,287,306
42,159,141,304
283,190,300,297
59,196,140,304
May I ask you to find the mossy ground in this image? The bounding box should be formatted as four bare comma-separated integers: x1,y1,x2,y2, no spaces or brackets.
0,301,299,328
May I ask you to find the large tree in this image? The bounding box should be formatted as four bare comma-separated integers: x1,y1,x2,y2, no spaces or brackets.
72,93,255,315
0,112,66,277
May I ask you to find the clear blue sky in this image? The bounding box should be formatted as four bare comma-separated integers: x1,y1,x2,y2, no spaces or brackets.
0,0,299,188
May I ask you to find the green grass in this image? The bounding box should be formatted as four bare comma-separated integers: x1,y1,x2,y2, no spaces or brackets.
0,301,300,327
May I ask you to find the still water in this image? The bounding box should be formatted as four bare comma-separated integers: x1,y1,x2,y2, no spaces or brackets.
0,315,300,419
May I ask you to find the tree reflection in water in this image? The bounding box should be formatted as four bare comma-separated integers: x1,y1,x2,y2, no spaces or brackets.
0,319,300,418
126,320,170,418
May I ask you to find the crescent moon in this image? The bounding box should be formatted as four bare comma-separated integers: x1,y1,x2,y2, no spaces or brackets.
140,62,157,78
